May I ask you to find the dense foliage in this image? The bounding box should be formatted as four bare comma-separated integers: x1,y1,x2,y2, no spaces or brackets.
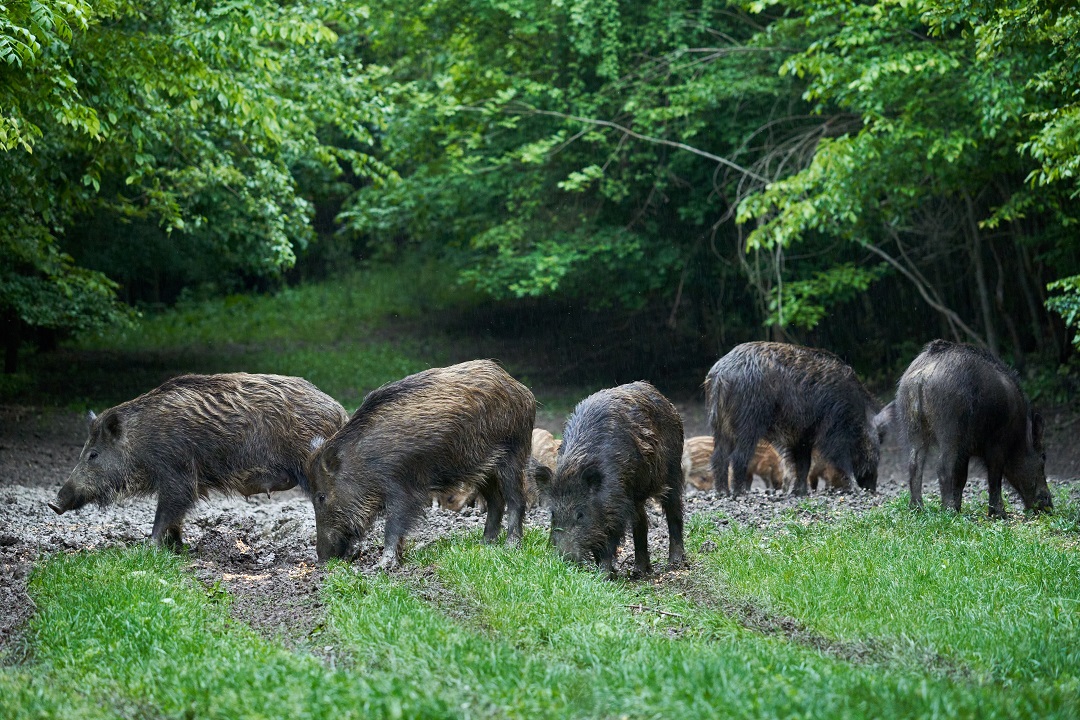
0,0,390,369
3,0,1079,373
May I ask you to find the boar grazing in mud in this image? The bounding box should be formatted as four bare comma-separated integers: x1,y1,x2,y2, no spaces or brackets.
306,360,535,569
50,373,348,549
540,382,685,578
706,342,882,498
435,428,558,512
896,340,1052,516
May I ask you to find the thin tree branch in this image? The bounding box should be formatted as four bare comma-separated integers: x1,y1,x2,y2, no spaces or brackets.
495,105,771,184
864,239,988,348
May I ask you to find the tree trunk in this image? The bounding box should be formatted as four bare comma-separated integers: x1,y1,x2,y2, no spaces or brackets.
987,237,1024,369
964,192,998,356
1012,237,1045,353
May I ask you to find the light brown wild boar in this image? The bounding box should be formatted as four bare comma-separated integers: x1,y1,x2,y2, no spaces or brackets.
747,444,849,492
687,434,868,494
531,428,560,472
307,360,535,569
684,436,785,491
49,373,348,549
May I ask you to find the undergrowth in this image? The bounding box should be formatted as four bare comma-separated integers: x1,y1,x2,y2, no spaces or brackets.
2,261,464,409
6,499,1079,719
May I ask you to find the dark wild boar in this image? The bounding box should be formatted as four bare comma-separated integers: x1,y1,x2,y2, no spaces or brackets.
896,340,1052,516
50,373,348,549
306,360,535,569
706,342,881,497
541,381,684,578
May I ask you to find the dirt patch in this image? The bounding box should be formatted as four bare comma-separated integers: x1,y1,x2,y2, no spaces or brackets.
2,401,1079,662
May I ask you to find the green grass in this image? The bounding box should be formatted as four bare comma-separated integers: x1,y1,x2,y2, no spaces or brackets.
87,261,470,351
686,493,1080,685
6,501,1080,718
4,547,458,719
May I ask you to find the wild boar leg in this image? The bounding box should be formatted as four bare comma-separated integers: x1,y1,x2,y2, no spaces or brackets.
907,445,927,510
150,475,197,551
630,502,652,577
380,497,421,570
659,486,685,570
710,435,733,496
495,454,525,545
478,481,505,544
986,460,1007,518
938,450,969,512
728,440,755,497
598,533,620,578
790,443,813,497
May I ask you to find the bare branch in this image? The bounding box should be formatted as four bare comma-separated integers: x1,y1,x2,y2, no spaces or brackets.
497,104,771,184
864,238,988,348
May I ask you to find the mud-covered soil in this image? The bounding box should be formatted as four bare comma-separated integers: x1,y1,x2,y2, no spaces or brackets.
3,402,1079,661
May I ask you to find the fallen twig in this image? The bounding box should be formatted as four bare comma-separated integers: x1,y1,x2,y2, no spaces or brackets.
624,603,683,619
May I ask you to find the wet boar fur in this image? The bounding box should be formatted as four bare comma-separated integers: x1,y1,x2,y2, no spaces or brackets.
306,360,535,568
706,342,881,497
543,381,685,578
896,339,1052,516
50,373,348,549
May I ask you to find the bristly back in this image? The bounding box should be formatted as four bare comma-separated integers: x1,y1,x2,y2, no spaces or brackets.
335,371,438,444
921,339,1021,386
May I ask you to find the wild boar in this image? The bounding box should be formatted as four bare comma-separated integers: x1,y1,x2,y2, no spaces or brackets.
895,340,1052,516
50,373,348,549
706,341,881,497
306,360,535,569
541,381,684,578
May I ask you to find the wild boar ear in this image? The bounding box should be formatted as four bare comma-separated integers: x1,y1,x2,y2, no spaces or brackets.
583,466,603,493
310,435,326,452
320,444,341,475
1031,412,1045,450
86,409,97,425
532,461,553,498
102,413,122,440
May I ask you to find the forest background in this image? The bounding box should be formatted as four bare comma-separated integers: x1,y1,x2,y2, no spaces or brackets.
3,0,1080,395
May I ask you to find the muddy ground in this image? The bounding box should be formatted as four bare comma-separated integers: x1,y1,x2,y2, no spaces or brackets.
3,401,1079,661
